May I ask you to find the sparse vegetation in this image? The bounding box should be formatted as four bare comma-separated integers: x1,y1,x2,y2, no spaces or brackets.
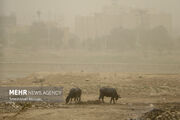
0,72,180,120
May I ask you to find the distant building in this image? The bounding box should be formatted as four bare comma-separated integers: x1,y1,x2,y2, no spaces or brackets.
0,14,17,47
149,12,172,33
75,5,172,41
0,14,17,27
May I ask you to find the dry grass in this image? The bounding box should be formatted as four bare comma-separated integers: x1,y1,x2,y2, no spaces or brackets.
0,72,180,120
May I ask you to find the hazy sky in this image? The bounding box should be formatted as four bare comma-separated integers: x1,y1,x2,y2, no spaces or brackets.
1,0,180,28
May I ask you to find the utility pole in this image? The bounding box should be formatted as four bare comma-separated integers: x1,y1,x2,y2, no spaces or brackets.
111,0,118,6
36,10,41,21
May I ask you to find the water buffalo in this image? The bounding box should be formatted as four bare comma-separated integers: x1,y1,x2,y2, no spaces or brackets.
99,87,121,104
66,88,82,104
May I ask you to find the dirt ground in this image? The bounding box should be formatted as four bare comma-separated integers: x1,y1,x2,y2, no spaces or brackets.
0,72,180,120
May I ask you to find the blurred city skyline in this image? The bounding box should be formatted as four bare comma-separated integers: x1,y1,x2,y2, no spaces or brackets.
1,0,180,30
1,0,180,78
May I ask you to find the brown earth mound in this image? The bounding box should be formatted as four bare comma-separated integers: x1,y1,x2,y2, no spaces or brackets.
138,108,180,120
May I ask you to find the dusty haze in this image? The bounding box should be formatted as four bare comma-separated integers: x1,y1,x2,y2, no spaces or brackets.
0,1,180,120
1,0,180,28
0,0,180,79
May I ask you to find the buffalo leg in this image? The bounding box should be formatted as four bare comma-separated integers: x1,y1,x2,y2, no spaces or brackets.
110,97,113,104
113,98,115,104
79,96,81,102
99,95,102,102
70,98,73,103
99,95,105,103
76,97,80,103
74,97,77,103
102,96,105,103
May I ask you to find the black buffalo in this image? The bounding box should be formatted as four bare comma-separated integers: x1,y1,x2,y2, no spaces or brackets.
99,87,121,104
66,88,82,104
